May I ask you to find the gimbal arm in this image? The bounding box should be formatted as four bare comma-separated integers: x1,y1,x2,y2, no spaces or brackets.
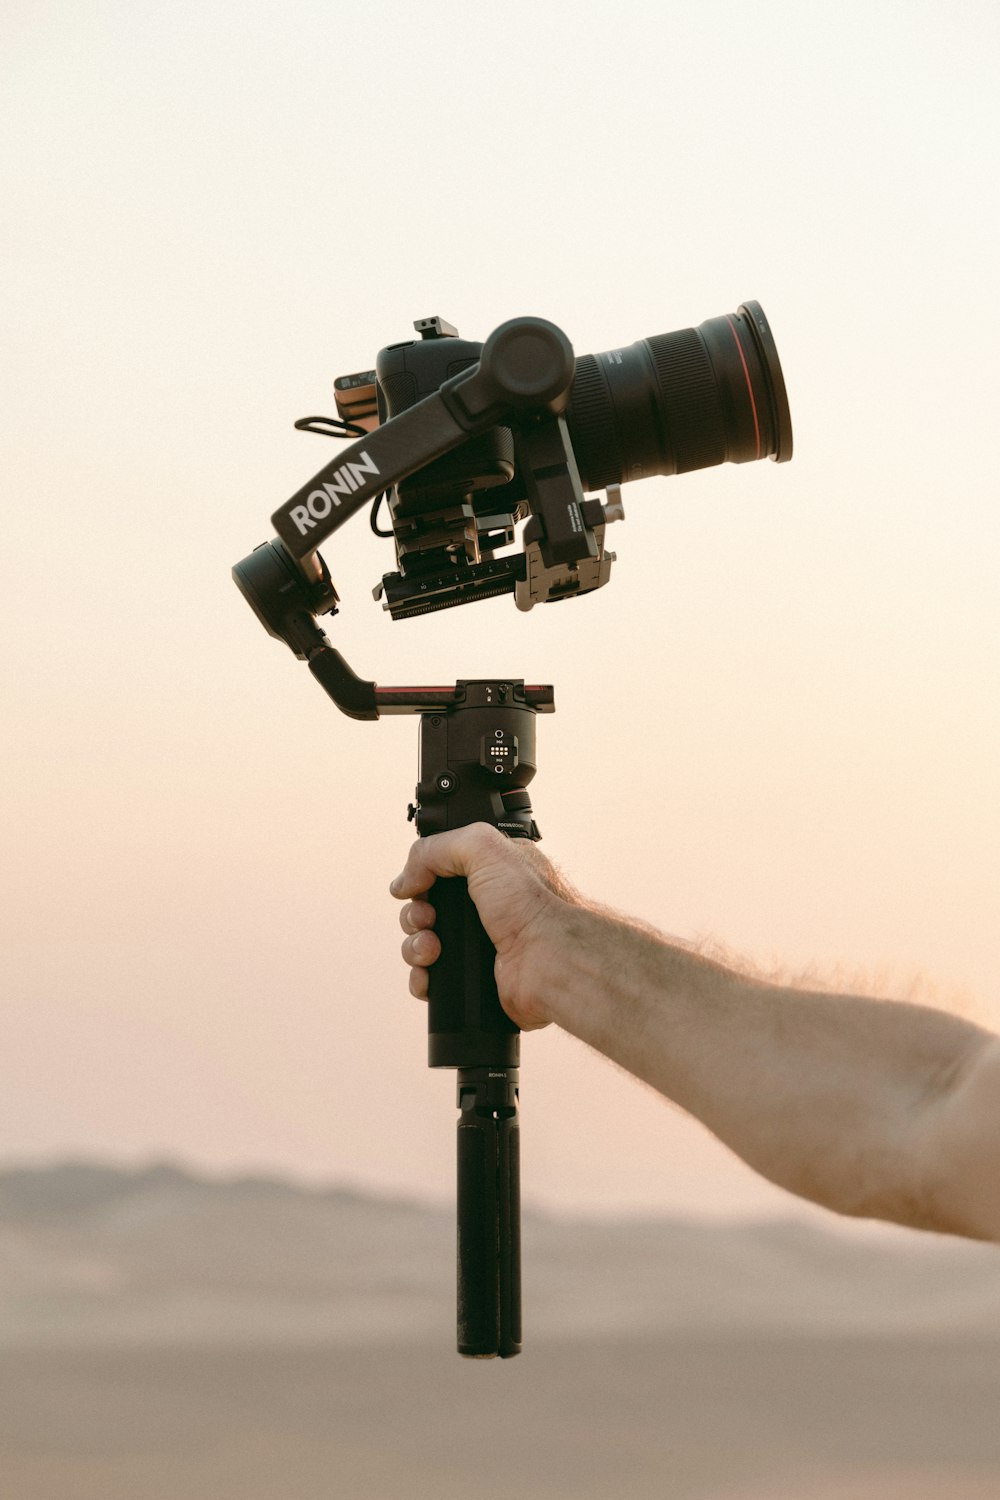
271,317,577,567
234,314,594,718
232,530,554,720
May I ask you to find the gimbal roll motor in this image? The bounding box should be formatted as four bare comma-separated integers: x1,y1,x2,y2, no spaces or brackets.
233,304,793,1357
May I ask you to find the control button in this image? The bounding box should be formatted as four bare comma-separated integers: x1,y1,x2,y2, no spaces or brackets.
435,773,457,794
481,731,519,774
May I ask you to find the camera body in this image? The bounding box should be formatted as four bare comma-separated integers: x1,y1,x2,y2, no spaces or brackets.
348,304,790,621
234,304,791,708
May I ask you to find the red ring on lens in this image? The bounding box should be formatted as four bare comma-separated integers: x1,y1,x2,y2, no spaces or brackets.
725,315,761,460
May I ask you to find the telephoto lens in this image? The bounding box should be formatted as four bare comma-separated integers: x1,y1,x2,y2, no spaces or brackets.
566,300,792,492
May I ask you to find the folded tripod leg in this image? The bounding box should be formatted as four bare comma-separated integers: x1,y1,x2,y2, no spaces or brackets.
457,1067,521,1358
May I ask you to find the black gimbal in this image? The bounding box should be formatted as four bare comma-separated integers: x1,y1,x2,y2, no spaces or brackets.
233,307,792,1358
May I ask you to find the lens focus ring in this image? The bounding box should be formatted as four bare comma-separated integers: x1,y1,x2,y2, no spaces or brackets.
565,354,625,493
646,330,727,474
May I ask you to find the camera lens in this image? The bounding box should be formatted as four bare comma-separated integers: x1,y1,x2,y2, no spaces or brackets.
565,301,792,493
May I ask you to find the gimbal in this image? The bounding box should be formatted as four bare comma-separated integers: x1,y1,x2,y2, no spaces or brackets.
233,307,792,1357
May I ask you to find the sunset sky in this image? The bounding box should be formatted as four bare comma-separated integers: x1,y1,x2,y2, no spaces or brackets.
4,0,999,1222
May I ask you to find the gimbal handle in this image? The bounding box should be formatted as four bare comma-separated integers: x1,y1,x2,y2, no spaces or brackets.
270,317,576,565
415,680,548,1358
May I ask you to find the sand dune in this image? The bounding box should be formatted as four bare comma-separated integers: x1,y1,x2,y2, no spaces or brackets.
3,1159,1000,1346
2,1162,999,1500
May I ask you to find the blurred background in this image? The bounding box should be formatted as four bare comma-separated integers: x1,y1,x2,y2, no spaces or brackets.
3,1,999,1495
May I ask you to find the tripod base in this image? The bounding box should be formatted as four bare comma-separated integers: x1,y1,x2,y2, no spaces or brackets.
456,1068,521,1358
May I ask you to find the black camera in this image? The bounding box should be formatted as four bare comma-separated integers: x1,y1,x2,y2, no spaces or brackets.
238,303,791,651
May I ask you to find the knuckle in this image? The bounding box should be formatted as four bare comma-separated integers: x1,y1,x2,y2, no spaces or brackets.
469,821,506,853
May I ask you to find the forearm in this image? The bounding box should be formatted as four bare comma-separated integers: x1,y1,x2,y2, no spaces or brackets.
392,827,999,1238
540,903,992,1232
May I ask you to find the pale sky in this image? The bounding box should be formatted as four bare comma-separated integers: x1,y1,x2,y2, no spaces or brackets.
3,0,999,1221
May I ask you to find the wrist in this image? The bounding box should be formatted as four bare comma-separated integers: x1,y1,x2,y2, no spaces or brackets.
522,899,610,1032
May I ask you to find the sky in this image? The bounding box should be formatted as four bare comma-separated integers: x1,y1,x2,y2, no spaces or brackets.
3,0,999,1222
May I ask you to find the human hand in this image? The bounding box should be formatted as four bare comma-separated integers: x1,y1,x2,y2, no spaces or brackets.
390,823,579,1031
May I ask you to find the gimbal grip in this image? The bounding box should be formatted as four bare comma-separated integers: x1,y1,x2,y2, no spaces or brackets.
426,877,519,1071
